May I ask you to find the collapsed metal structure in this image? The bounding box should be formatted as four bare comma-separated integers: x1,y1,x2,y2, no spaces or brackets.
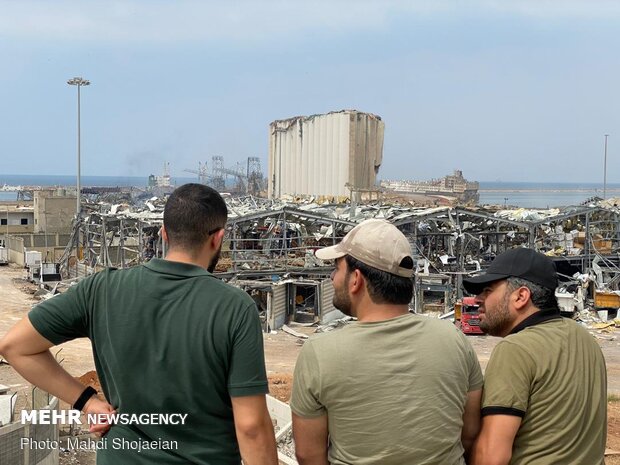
57,196,620,322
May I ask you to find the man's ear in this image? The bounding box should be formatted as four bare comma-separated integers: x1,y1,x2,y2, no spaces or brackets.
211,228,225,248
161,225,169,243
513,286,531,311
349,269,365,294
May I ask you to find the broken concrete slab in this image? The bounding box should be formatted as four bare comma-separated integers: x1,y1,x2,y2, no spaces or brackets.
0,393,17,426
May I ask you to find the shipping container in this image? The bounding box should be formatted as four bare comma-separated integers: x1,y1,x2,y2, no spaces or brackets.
594,290,620,310
268,110,384,199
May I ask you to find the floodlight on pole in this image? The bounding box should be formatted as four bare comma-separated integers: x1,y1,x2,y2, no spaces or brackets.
67,77,90,216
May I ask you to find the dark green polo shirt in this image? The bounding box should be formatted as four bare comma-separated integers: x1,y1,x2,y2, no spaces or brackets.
29,259,268,464
482,311,607,465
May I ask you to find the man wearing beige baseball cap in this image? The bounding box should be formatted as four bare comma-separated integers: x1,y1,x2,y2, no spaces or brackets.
290,219,483,465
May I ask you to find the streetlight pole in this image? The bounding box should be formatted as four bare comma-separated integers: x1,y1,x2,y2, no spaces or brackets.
67,77,90,216
604,134,609,199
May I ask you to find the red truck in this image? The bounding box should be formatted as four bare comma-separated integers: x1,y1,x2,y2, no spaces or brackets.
457,297,484,335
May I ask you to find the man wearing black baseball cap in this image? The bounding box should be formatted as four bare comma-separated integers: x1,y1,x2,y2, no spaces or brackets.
463,247,606,465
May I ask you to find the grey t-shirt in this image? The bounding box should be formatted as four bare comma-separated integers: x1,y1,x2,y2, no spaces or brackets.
291,313,483,465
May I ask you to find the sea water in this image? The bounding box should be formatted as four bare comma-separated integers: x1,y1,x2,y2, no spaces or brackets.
479,181,620,208
1,175,619,208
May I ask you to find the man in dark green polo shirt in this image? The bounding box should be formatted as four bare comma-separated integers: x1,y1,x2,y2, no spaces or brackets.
0,184,278,465
463,247,606,465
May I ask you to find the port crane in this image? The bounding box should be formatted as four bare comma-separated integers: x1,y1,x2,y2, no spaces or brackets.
183,156,264,195
183,162,211,184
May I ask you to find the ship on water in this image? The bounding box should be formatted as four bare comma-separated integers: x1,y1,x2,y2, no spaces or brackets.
1,184,22,191
381,170,479,204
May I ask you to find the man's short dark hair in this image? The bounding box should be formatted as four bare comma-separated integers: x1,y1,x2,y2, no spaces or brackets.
345,255,413,305
506,277,560,312
164,184,228,251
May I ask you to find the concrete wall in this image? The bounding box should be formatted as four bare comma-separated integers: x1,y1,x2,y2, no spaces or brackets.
34,191,76,234
0,397,59,465
6,236,25,265
2,234,70,266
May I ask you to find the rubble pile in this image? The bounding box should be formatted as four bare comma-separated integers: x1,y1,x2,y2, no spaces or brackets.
39,194,618,327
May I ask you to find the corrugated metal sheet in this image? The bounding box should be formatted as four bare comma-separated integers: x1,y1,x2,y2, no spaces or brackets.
268,110,384,198
269,284,288,330
319,278,341,322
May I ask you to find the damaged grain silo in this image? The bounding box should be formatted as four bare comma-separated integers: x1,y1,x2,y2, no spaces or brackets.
268,110,384,200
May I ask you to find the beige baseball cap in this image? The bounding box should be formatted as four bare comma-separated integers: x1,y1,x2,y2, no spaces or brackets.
316,219,414,278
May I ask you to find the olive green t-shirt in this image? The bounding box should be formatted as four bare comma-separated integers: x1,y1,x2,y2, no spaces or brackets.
482,316,607,465
29,259,268,465
291,313,483,465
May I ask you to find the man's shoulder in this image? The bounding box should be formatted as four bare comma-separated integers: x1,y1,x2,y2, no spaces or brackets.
181,271,256,309
76,265,145,290
83,265,139,281
68,266,119,289
306,314,465,348
305,327,346,347
508,316,591,344
76,265,253,305
301,324,360,355
410,313,461,331
406,313,472,343
497,320,564,360
208,278,255,306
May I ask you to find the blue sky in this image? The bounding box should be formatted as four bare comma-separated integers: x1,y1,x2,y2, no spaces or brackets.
1,0,618,183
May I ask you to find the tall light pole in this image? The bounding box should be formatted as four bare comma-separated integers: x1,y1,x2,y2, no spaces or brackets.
67,77,90,216
603,134,609,199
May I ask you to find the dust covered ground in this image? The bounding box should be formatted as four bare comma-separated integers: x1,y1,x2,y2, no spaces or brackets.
1,263,620,463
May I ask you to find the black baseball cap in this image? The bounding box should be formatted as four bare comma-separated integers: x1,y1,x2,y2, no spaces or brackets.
462,247,558,295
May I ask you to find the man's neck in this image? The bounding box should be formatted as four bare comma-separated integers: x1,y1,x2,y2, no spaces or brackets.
165,249,209,270
356,304,409,323
504,304,540,337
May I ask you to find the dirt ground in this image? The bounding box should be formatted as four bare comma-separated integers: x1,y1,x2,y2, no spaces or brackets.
2,263,620,463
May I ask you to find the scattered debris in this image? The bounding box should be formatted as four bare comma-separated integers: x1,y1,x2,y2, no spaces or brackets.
10,190,616,332
316,316,353,333
282,325,309,340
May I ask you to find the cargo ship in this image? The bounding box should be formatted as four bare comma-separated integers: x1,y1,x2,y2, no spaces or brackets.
381,170,479,203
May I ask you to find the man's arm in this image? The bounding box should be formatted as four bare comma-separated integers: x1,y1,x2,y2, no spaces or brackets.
292,412,328,465
462,388,482,461
231,394,278,465
0,317,115,434
471,414,521,465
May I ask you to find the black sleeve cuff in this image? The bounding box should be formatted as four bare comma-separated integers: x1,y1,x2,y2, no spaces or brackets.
481,406,526,417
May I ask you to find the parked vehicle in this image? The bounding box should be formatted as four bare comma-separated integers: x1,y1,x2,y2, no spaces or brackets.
456,297,484,335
